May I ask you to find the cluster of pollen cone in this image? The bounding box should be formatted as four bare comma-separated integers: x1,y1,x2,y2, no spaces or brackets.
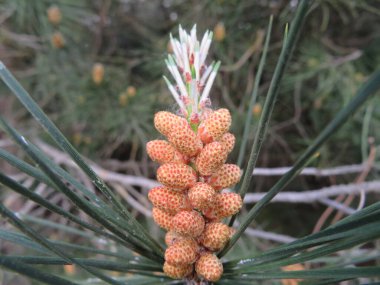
147,108,243,282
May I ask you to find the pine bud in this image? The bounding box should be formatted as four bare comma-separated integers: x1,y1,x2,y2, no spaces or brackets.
188,182,216,211
195,253,223,282
195,141,227,176
154,111,188,137
146,140,176,164
207,164,242,190
163,261,193,279
172,210,205,237
148,186,190,214
198,108,231,144
168,126,203,157
152,207,173,230
200,222,230,251
157,163,197,190
214,193,243,219
218,132,235,154
165,238,198,265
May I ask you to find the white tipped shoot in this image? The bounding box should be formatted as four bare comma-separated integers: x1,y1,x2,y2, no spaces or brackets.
200,61,215,87
200,61,220,105
163,25,220,120
163,76,186,111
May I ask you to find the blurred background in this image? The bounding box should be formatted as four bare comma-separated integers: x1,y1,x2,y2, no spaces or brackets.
0,0,380,283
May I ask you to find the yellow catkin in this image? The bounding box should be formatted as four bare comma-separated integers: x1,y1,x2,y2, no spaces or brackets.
195,253,223,282
119,93,128,107
127,86,137,97
146,26,245,282
92,63,105,85
281,264,305,285
64,264,75,275
214,22,226,42
252,103,262,116
47,5,62,25
51,32,65,49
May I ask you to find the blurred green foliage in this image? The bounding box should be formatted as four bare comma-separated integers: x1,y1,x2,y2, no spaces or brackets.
1,0,379,169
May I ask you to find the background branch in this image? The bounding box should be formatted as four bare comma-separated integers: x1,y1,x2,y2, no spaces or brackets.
244,180,380,203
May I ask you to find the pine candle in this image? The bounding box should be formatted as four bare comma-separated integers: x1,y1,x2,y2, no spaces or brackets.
146,25,242,282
